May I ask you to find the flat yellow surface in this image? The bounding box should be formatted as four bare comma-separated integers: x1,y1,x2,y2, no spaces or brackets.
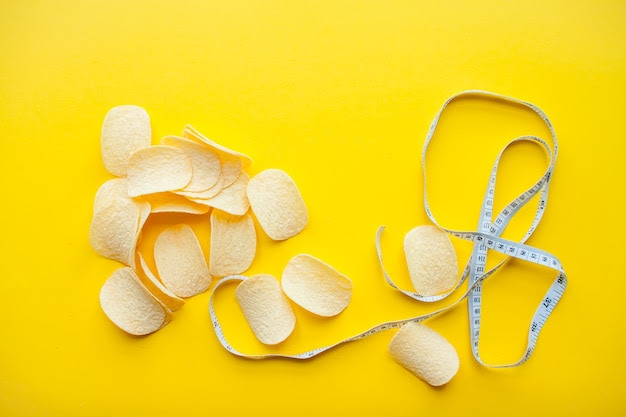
1,1,624,415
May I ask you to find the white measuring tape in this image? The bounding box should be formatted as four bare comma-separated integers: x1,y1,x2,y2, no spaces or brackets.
208,90,567,366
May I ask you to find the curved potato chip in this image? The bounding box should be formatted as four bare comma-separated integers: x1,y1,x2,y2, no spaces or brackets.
189,172,249,216
209,210,256,277
182,124,252,168
235,274,295,345
126,145,193,197
100,267,169,335
136,253,185,311
247,169,308,241
404,225,458,296
101,105,151,176
154,224,211,297
161,136,221,192
388,322,459,386
144,192,211,214
281,254,352,317
90,197,140,266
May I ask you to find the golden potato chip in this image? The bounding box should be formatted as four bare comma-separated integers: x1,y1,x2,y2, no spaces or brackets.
92,178,150,268
90,198,141,266
160,136,221,192
209,210,256,277
189,172,250,216
235,274,295,345
404,225,458,296
101,105,151,176
126,145,193,197
136,253,185,311
281,254,352,317
388,322,460,386
100,267,169,335
247,169,308,241
154,224,211,297
144,191,210,214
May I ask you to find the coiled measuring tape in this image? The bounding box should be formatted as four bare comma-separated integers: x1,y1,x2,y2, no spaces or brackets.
208,90,567,365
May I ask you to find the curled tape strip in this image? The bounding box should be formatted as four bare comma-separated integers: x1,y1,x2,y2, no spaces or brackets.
208,90,567,365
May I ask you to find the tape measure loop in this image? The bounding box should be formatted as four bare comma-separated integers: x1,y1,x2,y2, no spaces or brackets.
207,90,567,369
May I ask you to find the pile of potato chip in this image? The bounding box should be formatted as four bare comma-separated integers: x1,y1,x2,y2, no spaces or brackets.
91,105,351,338
91,105,461,387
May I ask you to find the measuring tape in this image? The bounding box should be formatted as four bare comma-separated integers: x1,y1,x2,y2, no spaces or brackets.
208,90,567,366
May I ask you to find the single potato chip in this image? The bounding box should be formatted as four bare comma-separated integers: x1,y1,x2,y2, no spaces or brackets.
90,197,141,266
281,254,352,317
247,169,308,241
209,210,256,277
235,274,296,345
388,322,460,386
404,225,458,296
161,136,221,192
144,191,211,214
189,172,250,216
101,105,151,176
126,145,193,197
136,253,185,311
154,224,211,297
100,267,169,335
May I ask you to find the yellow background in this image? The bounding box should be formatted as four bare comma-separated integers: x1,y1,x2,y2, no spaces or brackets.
1,1,624,415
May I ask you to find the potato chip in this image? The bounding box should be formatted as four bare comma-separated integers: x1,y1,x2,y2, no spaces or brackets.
90,197,141,266
235,274,296,345
101,105,151,177
388,322,459,386
154,224,211,297
209,210,256,277
94,178,150,267
100,267,169,335
136,252,185,311
247,169,308,241
126,145,193,197
189,172,250,216
404,225,458,296
281,254,352,317
160,136,221,192
144,191,211,214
